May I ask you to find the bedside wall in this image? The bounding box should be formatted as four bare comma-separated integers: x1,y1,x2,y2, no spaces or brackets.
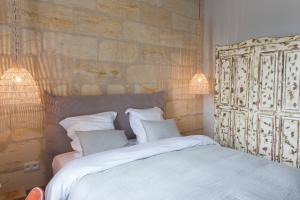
0,0,204,192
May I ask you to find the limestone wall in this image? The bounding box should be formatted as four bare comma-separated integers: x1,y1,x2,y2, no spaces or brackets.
0,0,203,192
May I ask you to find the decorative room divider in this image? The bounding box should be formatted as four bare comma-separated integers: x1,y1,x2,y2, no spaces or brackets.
214,35,300,168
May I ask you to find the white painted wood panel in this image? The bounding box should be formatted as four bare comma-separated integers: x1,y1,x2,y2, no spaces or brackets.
215,35,300,168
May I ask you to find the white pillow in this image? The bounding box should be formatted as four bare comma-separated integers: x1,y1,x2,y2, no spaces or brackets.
59,112,117,153
125,107,163,144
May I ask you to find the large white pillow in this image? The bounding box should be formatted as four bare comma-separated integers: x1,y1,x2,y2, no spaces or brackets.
125,107,163,144
59,112,117,153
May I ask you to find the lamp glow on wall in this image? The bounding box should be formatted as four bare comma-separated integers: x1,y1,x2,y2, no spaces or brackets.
189,72,210,95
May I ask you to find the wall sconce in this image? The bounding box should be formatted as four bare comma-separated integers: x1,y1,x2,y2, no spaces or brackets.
189,72,210,95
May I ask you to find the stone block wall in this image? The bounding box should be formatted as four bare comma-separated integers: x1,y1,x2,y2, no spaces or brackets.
0,0,203,192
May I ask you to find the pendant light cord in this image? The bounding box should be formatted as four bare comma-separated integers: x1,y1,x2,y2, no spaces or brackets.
197,0,201,74
12,0,20,66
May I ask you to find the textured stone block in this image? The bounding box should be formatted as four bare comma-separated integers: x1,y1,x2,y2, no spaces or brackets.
0,25,12,55
193,114,204,130
71,71,103,95
0,140,41,172
123,22,159,45
43,32,98,60
96,0,140,20
107,84,125,94
183,33,201,49
53,0,96,10
140,46,169,64
35,54,75,79
133,84,158,94
0,164,47,192
170,50,198,66
75,60,122,80
98,40,139,63
0,130,10,144
159,29,184,48
52,84,69,96
140,4,172,28
75,11,122,39
164,0,199,19
127,65,158,84
21,0,74,32
12,128,43,142
160,30,200,49
22,29,42,55
187,98,203,114
136,0,164,7
0,0,6,23
172,14,200,34
81,84,102,96
167,83,195,101
176,114,203,133
166,100,188,118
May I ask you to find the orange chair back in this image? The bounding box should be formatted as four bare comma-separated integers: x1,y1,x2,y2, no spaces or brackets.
25,187,44,200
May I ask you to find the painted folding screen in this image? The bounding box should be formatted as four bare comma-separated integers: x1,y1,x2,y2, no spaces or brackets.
214,35,300,168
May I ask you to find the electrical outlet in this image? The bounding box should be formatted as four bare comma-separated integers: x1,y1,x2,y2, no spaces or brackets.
24,161,40,173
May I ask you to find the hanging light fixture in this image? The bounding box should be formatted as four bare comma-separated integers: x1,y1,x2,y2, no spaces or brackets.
189,72,210,94
189,0,210,95
0,0,41,106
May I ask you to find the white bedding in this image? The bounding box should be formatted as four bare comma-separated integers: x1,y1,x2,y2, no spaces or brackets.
51,139,138,174
46,135,217,200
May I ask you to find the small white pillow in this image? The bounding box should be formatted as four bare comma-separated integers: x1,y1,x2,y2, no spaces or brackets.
141,119,181,142
59,112,117,153
125,107,163,144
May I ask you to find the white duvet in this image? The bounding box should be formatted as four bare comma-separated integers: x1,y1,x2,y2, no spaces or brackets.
45,135,217,200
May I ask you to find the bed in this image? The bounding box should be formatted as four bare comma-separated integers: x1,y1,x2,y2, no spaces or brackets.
44,92,300,200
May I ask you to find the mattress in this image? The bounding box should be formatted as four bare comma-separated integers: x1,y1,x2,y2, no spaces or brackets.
52,151,81,175
52,139,137,174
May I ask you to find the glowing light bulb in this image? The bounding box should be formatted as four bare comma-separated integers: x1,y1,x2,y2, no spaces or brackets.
15,75,22,83
189,73,210,95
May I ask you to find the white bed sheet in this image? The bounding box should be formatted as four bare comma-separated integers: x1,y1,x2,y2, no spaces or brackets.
52,139,137,174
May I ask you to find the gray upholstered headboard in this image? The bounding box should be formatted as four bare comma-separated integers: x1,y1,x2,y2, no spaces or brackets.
44,92,165,159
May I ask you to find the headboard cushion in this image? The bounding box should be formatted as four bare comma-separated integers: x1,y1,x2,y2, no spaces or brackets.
44,92,165,159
